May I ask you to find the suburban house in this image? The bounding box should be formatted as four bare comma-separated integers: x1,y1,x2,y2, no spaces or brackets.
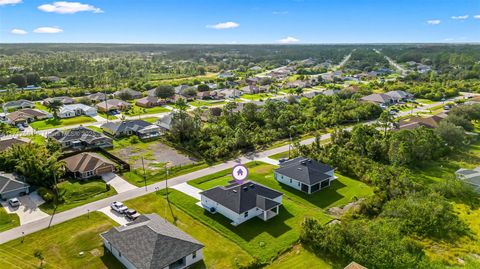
274,157,336,194
398,113,447,130
113,88,142,100
218,71,235,79
96,99,131,113
156,113,173,131
385,90,414,102
43,96,75,106
455,167,480,192
214,88,241,99
360,93,395,106
135,96,165,108
0,172,30,200
200,180,283,226
240,85,262,94
196,91,218,100
59,104,97,118
344,261,368,269
0,138,29,152
6,109,51,125
175,85,190,94
101,213,204,269
2,100,35,112
48,126,113,151
63,152,115,179
284,80,310,89
322,89,341,96
87,92,108,103
101,120,161,140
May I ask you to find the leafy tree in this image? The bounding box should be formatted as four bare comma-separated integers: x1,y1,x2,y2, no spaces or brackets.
117,91,132,101
9,74,27,87
155,85,175,99
25,72,41,85
197,84,210,92
435,121,465,148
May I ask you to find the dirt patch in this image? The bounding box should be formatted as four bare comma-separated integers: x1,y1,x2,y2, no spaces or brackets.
112,142,196,170
89,248,101,257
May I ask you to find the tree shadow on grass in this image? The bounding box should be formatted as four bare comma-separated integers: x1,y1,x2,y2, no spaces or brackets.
200,205,294,241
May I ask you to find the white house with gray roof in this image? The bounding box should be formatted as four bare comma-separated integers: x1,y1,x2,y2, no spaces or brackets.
59,104,97,118
200,180,283,226
274,157,336,194
0,172,29,200
455,167,480,192
101,214,204,269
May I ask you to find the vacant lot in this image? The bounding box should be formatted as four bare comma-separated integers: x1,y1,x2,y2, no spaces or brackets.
39,179,117,214
189,100,227,107
0,212,123,269
31,116,96,130
125,192,255,268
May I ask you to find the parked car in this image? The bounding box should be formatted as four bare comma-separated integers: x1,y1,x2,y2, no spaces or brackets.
22,122,28,127
17,125,24,131
110,201,128,214
125,209,141,220
8,198,20,207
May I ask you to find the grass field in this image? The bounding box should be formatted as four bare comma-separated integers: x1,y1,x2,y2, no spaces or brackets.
31,116,96,130
265,244,332,269
241,93,276,101
0,207,20,232
124,192,255,268
39,179,117,214
189,100,227,107
0,212,123,269
86,125,103,133
23,134,46,145
123,104,170,116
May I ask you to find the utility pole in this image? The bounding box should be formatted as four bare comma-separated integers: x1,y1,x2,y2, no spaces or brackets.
48,172,59,228
142,156,147,191
165,163,169,201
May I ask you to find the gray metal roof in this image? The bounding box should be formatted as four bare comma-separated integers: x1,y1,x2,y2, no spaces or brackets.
275,157,334,185
200,180,283,214
101,214,203,269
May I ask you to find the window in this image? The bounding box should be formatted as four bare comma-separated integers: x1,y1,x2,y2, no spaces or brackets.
192,251,197,259
289,178,292,183
118,251,122,257
244,211,249,218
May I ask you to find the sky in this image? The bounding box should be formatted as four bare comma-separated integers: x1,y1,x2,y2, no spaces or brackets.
0,0,479,44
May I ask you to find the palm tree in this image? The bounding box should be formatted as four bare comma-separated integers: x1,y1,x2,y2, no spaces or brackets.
46,99,63,119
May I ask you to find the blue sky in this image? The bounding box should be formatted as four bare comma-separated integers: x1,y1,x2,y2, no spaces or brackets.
1,0,479,43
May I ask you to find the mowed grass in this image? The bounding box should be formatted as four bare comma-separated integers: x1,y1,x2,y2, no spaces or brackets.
124,192,255,268
31,116,96,130
265,244,332,269
0,207,20,232
39,179,117,214
124,104,170,116
0,212,123,269
241,93,275,101
189,100,227,107
175,161,372,263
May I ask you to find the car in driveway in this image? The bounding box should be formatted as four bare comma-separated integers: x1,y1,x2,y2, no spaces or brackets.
8,198,20,207
110,201,128,214
125,209,141,220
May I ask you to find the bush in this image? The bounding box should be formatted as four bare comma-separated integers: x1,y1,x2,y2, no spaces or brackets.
37,187,54,203
129,135,140,144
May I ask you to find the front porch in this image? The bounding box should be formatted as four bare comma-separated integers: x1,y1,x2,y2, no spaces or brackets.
258,205,280,221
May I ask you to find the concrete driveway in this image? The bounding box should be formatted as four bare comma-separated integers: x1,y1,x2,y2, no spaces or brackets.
2,192,49,225
102,173,136,193
97,206,129,225
171,182,202,200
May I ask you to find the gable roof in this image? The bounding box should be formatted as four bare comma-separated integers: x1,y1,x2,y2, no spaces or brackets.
200,180,283,214
385,90,412,100
398,114,445,129
0,138,29,152
101,120,154,135
275,157,334,185
101,213,203,269
114,88,142,97
3,99,34,108
7,109,50,122
360,93,393,104
344,261,368,269
0,172,29,194
136,96,161,105
96,99,131,110
48,126,110,144
63,152,114,173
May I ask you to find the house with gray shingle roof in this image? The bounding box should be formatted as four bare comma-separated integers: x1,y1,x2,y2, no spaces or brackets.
360,93,395,106
101,120,161,140
274,157,336,194
200,180,283,226
455,167,480,192
48,126,113,151
101,213,204,269
0,172,29,200
2,100,35,112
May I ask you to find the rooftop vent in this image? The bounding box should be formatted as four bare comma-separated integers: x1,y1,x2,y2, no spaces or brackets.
243,186,248,191
250,184,255,189
233,190,237,193
300,160,307,165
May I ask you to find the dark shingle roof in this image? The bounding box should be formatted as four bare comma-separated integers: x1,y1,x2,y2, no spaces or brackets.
101,120,152,135
275,157,334,185
48,126,110,144
200,181,283,214
0,138,28,152
101,214,203,269
0,173,29,194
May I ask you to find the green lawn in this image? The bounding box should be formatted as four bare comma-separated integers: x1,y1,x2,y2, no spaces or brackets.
141,117,160,123
241,93,275,101
23,134,46,145
31,116,96,130
39,179,117,214
269,151,290,160
189,100,227,107
34,102,50,112
86,125,103,133
416,98,435,105
124,192,255,268
0,207,20,232
122,162,209,187
265,245,332,269
123,104,170,116
0,212,123,269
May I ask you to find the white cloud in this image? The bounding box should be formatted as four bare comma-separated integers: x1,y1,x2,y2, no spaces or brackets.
474,15,480,19
451,15,469,20
273,11,288,15
0,0,22,6
278,36,300,44
206,21,239,29
11,28,27,35
427,19,441,25
34,26,63,34
38,1,103,14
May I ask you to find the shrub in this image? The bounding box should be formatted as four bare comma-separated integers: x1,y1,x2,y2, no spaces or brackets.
37,187,54,203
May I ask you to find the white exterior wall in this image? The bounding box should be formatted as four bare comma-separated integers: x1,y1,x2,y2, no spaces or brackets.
274,172,302,192
84,107,97,116
201,195,262,225
183,249,203,268
103,238,137,269
59,110,75,118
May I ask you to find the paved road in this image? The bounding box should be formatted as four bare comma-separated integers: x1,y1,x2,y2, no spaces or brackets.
0,95,469,243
